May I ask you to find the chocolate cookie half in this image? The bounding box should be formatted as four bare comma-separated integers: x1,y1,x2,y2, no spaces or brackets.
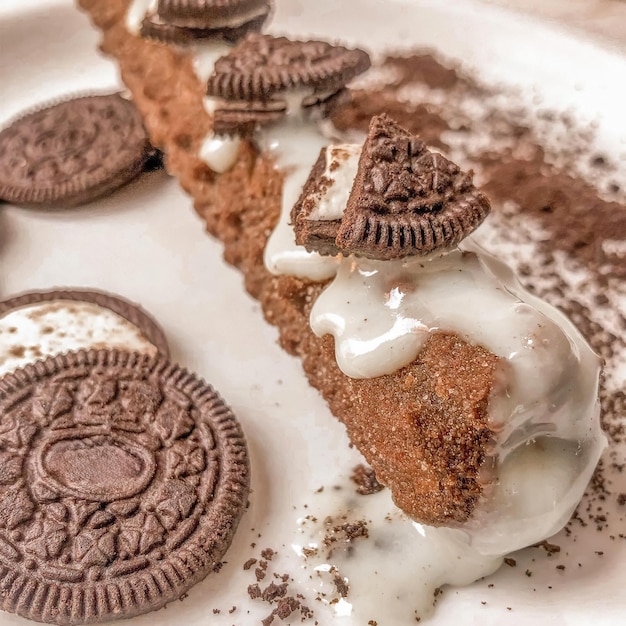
207,33,371,101
294,114,491,259
0,349,249,625
0,94,153,207
206,34,370,135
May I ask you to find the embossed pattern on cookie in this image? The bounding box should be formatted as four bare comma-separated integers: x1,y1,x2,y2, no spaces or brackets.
294,114,491,259
0,94,152,207
0,349,249,625
206,33,371,101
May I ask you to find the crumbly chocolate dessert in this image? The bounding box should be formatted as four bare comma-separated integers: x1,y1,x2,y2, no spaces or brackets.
76,0,605,534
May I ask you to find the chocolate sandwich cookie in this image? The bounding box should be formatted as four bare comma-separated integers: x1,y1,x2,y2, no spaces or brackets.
0,288,169,378
206,34,370,134
294,114,491,259
207,33,371,101
0,349,249,624
0,94,153,207
212,99,286,137
141,0,270,44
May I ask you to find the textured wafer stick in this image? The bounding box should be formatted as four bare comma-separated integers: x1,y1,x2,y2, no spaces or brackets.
78,0,500,525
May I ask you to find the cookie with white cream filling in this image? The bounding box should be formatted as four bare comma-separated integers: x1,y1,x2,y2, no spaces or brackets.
0,288,168,377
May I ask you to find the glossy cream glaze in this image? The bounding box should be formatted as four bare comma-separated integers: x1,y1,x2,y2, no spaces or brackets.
253,120,604,558
0,300,158,377
292,477,502,624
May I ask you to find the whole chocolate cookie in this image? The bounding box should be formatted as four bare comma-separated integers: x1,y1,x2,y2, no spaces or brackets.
0,94,153,207
0,349,249,624
142,0,270,43
206,33,371,101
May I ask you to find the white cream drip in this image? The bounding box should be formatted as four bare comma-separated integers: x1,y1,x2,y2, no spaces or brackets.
192,42,243,174
0,300,158,377
291,477,502,624
125,0,157,35
258,114,340,281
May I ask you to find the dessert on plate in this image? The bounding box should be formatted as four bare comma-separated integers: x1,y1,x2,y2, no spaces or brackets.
67,0,617,621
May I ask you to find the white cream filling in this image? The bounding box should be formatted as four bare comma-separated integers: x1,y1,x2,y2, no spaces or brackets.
309,144,361,221
171,4,268,29
0,301,158,377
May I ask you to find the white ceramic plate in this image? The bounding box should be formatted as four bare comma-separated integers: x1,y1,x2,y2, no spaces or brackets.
0,1,625,625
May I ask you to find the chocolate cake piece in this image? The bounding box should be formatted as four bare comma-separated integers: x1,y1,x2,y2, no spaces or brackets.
77,0,503,525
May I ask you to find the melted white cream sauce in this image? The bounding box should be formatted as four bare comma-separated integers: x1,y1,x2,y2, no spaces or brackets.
194,43,243,174
291,429,602,623
0,301,158,377
258,116,340,281
292,477,502,624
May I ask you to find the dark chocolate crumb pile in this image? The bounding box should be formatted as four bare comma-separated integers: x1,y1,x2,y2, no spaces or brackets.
350,464,385,495
242,547,315,625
